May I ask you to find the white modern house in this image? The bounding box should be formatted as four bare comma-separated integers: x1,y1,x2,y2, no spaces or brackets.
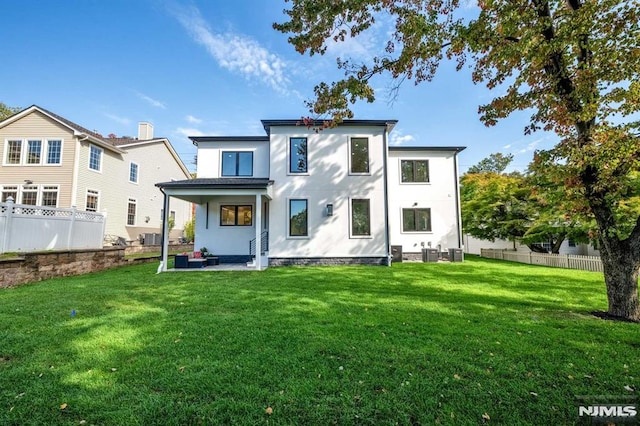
156,119,465,270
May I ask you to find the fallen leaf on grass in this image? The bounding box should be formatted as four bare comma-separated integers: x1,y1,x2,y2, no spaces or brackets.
60,403,68,410
624,385,635,392
482,412,490,421
179,366,185,373
454,374,461,380
111,368,117,372
530,392,538,397
265,407,273,415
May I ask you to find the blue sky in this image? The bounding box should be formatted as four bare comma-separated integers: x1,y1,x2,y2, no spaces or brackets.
0,1,557,172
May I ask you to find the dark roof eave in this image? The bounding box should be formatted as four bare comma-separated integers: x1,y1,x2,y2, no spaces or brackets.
389,146,466,153
261,119,398,134
156,178,274,190
190,136,270,146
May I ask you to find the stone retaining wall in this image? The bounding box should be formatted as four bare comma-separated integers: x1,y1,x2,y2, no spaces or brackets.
124,243,194,256
0,247,127,288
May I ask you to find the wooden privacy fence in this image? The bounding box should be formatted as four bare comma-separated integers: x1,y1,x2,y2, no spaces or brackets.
480,248,603,273
0,197,106,253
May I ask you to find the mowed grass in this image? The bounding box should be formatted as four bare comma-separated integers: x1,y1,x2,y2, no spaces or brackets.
0,256,637,425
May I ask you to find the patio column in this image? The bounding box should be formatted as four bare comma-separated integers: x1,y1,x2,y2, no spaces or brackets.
255,193,262,270
160,190,170,272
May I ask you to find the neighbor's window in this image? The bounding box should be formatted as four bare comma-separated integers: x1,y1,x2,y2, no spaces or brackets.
402,208,432,232
289,199,308,236
289,137,307,173
6,140,22,164
350,137,369,174
21,185,38,205
27,140,42,164
1,185,18,202
41,185,59,207
221,152,253,176
129,162,139,183
351,199,371,236
46,140,62,164
220,205,253,226
89,145,103,171
86,189,99,212
127,198,137,226
401,160,429,183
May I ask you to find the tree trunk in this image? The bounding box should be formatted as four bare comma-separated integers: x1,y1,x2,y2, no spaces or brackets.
599,238,640,321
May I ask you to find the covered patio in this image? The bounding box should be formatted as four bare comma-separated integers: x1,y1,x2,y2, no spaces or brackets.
156,178,273,272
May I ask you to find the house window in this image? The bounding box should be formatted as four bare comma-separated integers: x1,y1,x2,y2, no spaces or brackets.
86,189,99,212
351,199,371,236
350,137,369,174
289,137,307,173
129,162,139,183
21,185,38,205
402,208,432,232
568,240,576,247
289,199,308,236
220,205,253,226
1,185,18,202
41,185,59,207
221,152,253,176
46,140,62,164
89,145,102,171
27,140,42,164
127,198,137,226
6,140,22,164
401,160,429,183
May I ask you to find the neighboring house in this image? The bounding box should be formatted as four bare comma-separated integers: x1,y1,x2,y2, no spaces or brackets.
0,105,192,243
463,235,599,256
156,119,465,270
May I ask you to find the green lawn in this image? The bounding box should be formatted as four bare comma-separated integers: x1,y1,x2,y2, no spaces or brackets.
0,256,637,425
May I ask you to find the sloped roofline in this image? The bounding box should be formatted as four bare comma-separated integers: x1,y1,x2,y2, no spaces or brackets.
118,138,191,178
0,105,124,154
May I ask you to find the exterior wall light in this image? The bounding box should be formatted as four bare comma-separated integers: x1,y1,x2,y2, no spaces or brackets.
326,203,334,216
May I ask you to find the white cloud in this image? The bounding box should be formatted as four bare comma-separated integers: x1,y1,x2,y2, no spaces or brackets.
390,131,415,146
185,115,202,124
135,91,167,109
104,113,132,126
175,127,206,138
503,144,512,149
171,5,289,94
518,139,541,154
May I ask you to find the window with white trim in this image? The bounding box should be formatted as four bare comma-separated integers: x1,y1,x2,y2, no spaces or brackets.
351,198,371,236
86,189,99,212
222,152,253,176
89,145,102,171
401,160,429,183
1,185,18,202
127,198,137,226
129,162,139,183
41,185,59,207
289,199,308,236
21,185,38,205
350,137,369,174
402,208,432,232
289,138,308,173
27,140,42,164
46,140,62,164
5,140,22,164
220,205,252,226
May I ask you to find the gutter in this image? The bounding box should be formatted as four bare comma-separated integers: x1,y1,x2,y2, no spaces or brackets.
453,151,463,249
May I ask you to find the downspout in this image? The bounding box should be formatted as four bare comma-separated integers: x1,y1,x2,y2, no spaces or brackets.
382,127,391,266
453,151,463,249
71,134,89,209
158,187,170,273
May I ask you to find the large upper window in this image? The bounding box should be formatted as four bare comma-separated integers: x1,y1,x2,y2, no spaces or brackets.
89,145,103,171
129,162,139,183
401,160,429,183
220,205,253,226
350,137,369,174
351,199,371,236
402,208,432,232
86,189,99,212
289,138,307,173
27,140,42,164
46,140,62,164
289,199,308,236
222,152,253,176
127,198,137,226
5,140,22,164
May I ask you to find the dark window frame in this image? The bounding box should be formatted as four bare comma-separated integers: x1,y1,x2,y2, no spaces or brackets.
400,159,430,183
220,205,253,226
289,137,308,174
350,137,370,174
289,199,308,237
221,151,253,177
351,198,371,236
402,208,432,232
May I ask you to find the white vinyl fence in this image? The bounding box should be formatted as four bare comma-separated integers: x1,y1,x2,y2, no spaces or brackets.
480,248,603,273
0,197,106,253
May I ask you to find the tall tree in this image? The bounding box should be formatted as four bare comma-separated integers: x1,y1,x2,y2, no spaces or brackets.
275,0,640,320
0,102,20,120
467,153,513,174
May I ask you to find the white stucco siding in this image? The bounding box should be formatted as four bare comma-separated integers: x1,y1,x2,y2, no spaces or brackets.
196,140,269,178
194,195,258,255
267,125,388,258
387,149,461,254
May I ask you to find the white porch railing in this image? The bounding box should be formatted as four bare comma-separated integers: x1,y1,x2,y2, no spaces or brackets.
480,248,603,273
0,197,106,253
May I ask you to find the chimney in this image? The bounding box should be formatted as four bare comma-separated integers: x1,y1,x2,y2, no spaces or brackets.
138,122,154,140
